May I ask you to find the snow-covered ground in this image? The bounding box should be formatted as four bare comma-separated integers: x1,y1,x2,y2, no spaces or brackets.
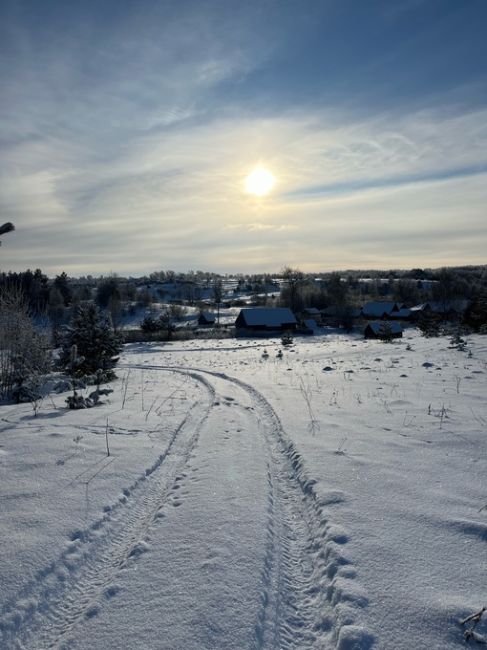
1,330,486,649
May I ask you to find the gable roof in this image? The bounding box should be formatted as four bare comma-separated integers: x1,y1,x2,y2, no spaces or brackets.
199,311,216,322
390,308,411,318
362,301,404,317
236,307,297,327
365,321,403,335
410,300,470,314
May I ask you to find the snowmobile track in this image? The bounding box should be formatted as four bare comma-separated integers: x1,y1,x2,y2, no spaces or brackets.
0,370,214,650
129,364,372,649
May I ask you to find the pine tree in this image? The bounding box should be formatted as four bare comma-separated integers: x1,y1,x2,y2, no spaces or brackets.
54,271,72,306
60,304,121,379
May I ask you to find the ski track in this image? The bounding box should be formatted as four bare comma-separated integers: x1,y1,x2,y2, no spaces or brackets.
2,362,373,649
0,371,215,650
123,363,374,650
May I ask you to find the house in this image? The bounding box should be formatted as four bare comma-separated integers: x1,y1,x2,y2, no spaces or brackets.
235,308,297,332
389,307,411,320
364,321,403,339
410,300,470,320
198,311,216,326
302,307,321,317
361,301,406,319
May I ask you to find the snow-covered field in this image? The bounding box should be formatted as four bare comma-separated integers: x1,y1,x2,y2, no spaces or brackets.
1,330,486,649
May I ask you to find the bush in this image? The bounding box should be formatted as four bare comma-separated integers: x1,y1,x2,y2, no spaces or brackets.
140,315,162,333
140,312,176,339
281,332,294,346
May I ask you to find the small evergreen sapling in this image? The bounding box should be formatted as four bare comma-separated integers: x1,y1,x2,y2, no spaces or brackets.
60,304,121,381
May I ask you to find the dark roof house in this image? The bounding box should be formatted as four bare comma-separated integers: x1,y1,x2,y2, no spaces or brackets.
235,308,297,332
361,301,406,319
364,321,403,339
410,300,470,317
198,311,216,326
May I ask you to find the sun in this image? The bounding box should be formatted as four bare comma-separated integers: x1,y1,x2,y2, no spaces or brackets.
244,167,275,196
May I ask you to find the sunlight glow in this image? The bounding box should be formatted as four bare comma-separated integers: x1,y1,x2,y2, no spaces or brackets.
244,167,275,196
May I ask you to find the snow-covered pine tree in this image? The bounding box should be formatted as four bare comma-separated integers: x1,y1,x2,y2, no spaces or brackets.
60,304,121,380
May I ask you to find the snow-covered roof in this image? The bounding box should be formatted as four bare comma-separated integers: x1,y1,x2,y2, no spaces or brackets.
237,308,297,327
303,307,320,315
410,300,470,314
362,301,403,317
390,308,411,318
410,303,428,312
199,311,216,322
365,321,403,334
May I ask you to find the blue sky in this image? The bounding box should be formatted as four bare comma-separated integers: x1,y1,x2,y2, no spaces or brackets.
1,0,486,275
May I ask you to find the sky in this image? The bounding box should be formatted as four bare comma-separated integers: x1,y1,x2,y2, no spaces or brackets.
1,0,486,276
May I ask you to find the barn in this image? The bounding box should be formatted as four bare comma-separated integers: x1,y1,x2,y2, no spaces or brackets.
364,321,403,339
235,308,297,332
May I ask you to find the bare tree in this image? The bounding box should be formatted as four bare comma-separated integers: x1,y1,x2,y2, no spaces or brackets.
0,287,51,401
280,267,305,313
212,279,223,325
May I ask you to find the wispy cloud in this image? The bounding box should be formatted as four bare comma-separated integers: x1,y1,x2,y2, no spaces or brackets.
0,0,486,273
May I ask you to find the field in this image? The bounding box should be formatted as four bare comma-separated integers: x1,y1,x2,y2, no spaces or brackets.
1,330,486,649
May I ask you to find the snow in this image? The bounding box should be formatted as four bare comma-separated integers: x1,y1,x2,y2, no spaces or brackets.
1,331,486,649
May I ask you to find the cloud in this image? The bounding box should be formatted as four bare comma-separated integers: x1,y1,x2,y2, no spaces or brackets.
2,105,487,274
1,1,486,274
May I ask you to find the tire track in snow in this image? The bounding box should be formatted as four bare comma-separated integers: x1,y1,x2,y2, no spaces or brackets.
220,371,374,650
130,363,374,649
0,371,215,650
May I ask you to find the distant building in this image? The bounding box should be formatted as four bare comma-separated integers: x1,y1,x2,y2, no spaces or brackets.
364,321,403,339
361,301,406,319
389,308,411,320
198,311,216,326
235,308,297,332
410,300,470,320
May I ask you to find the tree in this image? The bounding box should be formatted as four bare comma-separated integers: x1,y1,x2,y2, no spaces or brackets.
0,288,51,401
394,279,420,305
418,311,442,337
463,293,487,332
379,322,394,343
108,294,123,332
327,273,354,330
96,275,121,309
432,268,454,311
212,279,223,324
60,304,121,379
48,286,65,344
280,267,305,313
54,271,72,306
326,273,348,307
